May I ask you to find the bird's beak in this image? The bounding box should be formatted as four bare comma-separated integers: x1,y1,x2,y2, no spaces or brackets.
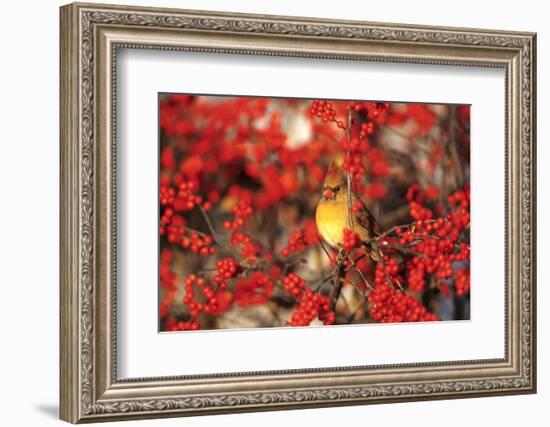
323,188,335,200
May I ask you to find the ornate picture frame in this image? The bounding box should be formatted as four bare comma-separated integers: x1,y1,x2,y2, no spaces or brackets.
60,2,536,423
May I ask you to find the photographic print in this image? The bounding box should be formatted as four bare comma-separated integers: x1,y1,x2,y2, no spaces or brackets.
159,94,471,332
60,5,536,421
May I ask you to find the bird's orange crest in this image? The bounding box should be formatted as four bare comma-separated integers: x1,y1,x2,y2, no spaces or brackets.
324,161,345,188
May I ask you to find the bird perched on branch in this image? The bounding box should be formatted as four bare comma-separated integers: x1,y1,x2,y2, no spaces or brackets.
315,162,381,250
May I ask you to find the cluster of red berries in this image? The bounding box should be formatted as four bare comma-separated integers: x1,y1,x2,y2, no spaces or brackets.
448,185,469,207
280,230,307,257
181,232,216,256
394,230,462,291
289,289,336,326
369,261,438,322
455,268,470,296
280,221,319,257
159,213,183,243
233,272,274,307
200,282,226,315
368,284,439,323
450,242,470,262
342,137,366,180
159,249,178,319
383,185,470,295
163,221,186,244
310,100,345,128
159,248,177,292
160,180,212,213
315,101,392,183
164,319,201,331
230,231,261,260
213,257,241,288
408,200,434,221
183,275,204,318
159,94,195,136
159,185,176,207
342,228,362,252
396,226,415,245
231,231,252,246
159,178,216,248
382,257,401,277
160,207,175,231
374,260,392,287
405,253,451,292
314,100,392,194
160,210,217,257
223,200,254,230
182,274,233,321
446,187,471,232
359,122,375,138
407,261,425,293
406,183,435,221
282,273,306,298
176,180,202,211
349,101,389,138
348,101,389,115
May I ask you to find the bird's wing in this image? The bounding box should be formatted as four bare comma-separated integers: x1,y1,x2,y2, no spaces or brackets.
354,196,382,237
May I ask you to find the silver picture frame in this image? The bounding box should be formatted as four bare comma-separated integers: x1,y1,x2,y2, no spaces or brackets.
60,2,536,422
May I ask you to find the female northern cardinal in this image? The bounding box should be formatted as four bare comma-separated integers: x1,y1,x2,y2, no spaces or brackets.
315,162,381,249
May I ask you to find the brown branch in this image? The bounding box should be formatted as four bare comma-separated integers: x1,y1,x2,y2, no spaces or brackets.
345,107,354,230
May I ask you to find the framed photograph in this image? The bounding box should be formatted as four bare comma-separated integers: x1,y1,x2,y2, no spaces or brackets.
60,2,537,423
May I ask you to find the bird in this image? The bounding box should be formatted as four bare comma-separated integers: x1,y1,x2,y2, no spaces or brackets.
315,161,381,250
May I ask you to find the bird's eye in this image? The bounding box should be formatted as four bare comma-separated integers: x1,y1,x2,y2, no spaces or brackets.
333,186,341,192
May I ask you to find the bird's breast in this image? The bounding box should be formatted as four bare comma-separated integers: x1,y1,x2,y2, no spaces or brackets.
315,200,352,248
315,198,372,248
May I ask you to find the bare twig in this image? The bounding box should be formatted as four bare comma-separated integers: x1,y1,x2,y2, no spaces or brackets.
199,205,218,239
